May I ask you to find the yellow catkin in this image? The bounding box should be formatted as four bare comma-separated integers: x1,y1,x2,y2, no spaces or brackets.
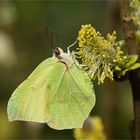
76,24,127,84
74,116,106,140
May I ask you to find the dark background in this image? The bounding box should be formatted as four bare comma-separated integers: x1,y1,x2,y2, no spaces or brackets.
0,0,133,139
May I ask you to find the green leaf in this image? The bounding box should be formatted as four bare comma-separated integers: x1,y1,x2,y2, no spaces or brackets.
127,63,140,71
135,30,140,42
124,55,138,68
7,50,95,130
115,66,122,71
121,69,128,76
120,63,140,75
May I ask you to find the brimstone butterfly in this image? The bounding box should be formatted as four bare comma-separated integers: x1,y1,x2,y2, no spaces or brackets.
7,45,95,130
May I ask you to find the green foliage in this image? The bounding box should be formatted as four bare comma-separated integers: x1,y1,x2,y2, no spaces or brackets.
7,48,95,130
115,55,140,77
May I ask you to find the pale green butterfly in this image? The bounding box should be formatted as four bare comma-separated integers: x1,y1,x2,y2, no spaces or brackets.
7,41,95,130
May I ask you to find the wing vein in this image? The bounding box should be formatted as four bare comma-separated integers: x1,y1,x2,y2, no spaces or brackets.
68,69,90,99
71,94,85,117
49,67,66,105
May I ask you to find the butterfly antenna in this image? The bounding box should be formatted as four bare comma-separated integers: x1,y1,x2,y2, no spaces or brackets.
67,40,77,55
45,26,50,41
44,25,54,50
50,31,55,49
56,32,59,48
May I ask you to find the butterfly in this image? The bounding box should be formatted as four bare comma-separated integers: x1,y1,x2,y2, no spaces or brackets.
7,42,95,130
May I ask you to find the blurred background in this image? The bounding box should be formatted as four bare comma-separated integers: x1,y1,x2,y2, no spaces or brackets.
0,0,133,139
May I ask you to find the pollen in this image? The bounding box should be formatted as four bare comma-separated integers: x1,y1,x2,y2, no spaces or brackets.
76,24,127,84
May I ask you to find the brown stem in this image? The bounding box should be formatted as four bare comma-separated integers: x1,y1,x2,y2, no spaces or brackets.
118,0,140,139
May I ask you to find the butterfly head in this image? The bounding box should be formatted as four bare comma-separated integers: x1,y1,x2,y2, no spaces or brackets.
52,47,63,57
52,47,73,66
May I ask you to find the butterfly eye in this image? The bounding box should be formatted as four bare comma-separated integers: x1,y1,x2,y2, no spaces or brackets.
53,48,60,56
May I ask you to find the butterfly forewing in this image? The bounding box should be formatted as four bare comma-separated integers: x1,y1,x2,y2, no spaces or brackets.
7,58,65,122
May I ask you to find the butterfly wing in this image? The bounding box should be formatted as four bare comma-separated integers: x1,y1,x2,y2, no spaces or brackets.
8,57,95,130
7,57,66,123
46,64,95,130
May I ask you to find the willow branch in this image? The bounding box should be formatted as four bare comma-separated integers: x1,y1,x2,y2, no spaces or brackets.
118,0,139,55
118,0,140,139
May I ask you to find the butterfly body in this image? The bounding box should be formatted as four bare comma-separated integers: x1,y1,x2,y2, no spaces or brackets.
7,47,95,130
53,47,74,67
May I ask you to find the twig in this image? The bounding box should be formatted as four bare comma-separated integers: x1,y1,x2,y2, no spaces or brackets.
118,0,140,139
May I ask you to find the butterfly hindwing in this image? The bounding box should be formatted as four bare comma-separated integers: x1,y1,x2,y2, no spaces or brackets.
46,64,95,129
